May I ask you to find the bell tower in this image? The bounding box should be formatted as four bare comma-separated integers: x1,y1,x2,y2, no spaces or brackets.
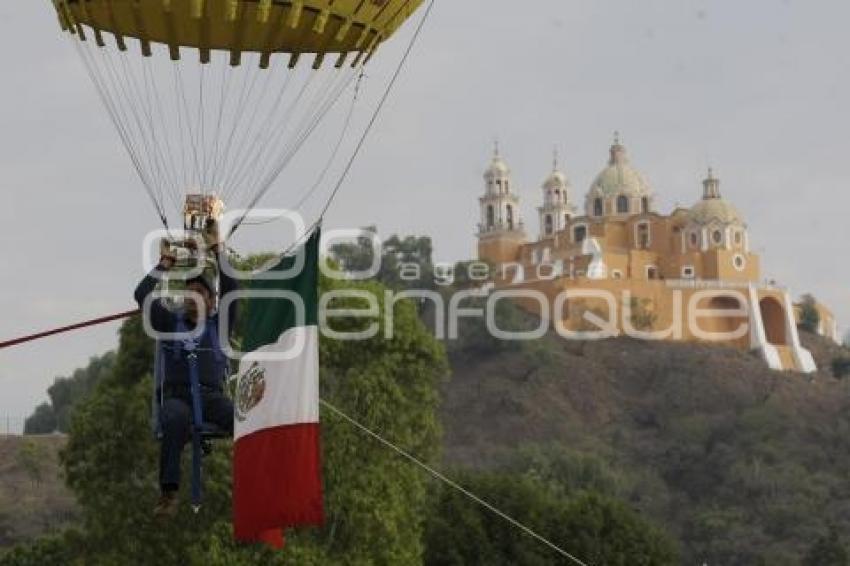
477,142,527,265
537,149,576,238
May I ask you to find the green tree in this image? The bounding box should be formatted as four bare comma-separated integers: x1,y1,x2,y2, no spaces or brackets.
424,472,678,566
797,294,820,334
803,528,849,566
329,227,437,292
24,352,116,434
23,404,56,436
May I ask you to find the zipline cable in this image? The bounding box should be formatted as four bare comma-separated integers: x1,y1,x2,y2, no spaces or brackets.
229,0,437,241
0,310,140,350
321,399,589,565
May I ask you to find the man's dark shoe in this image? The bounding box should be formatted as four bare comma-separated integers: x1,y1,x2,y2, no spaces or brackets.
154,491,179,518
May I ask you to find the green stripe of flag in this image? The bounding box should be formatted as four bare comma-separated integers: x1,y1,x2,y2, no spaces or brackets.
241,229,320,353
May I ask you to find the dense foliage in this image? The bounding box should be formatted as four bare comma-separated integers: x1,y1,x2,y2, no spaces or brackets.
797,294,821,334
425,472,677,565
24,353,115,434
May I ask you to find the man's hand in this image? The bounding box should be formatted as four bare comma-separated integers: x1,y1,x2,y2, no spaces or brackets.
203,218,222,253
159,238,176,270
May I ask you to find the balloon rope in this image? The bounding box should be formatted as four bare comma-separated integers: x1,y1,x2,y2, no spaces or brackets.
209,61,264,197
217,60,287,198
142,57,181,211
234,66,353,205
207,54,234,191
115,54,168,203
112,52,170,208
229,69,355,233
228,67,315,199
139,55,182,212
72,37,169,229
174,62,203,189
199,61,208,189
232,0,437,253
240,72,364,227
317,0,437,223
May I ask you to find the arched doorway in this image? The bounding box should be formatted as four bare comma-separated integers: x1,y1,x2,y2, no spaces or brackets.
759,297,788,345
699,296,746,337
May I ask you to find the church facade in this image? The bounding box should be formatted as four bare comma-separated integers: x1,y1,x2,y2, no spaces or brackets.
476,136,838,373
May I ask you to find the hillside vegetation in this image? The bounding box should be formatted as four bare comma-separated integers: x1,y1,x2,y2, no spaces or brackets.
442,325,850,564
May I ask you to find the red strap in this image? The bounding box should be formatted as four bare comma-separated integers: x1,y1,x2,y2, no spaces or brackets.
0,309,141,350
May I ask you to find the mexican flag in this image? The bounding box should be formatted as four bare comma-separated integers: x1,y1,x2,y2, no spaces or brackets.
233,229,324,547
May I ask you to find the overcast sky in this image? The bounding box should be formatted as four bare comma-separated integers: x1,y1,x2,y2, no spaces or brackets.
1,0,848,425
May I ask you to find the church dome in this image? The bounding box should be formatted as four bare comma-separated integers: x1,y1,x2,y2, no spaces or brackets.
587,137,653,199
689,199,743,225
484,148,510,179
543,170,568,191
688,169,744,226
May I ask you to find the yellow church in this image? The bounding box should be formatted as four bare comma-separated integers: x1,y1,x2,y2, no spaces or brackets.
476,135,838,373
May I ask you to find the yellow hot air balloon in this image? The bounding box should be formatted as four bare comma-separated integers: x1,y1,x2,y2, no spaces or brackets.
49,0,425,232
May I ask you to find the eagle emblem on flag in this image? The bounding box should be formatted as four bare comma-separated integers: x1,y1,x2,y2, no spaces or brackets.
236,361,267,422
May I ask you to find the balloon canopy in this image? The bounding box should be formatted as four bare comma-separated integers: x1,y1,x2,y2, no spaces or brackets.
52,0,424,68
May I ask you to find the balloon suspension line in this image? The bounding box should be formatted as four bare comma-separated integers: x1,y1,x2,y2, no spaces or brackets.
72,37,170,231
229,0,438,259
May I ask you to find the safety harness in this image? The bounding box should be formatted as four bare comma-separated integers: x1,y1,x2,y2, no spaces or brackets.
153,312,229,512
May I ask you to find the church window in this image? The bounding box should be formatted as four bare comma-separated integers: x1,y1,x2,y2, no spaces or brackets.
574,225,588,243
712,229,723,244
682,266,695,278
617,195,630,214
486,205,495,228
593,198,604,217
641,197,650,213
690,232,699,248
506,205,515,230
647,266,660,280
637,223,650,249
733,254,746,271
544,214,553,236
734,231,743,245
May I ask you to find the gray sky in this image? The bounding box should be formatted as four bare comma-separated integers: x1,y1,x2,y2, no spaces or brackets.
1,0,848,424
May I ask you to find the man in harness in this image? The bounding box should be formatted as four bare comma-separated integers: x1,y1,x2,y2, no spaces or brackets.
134,220,237,517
